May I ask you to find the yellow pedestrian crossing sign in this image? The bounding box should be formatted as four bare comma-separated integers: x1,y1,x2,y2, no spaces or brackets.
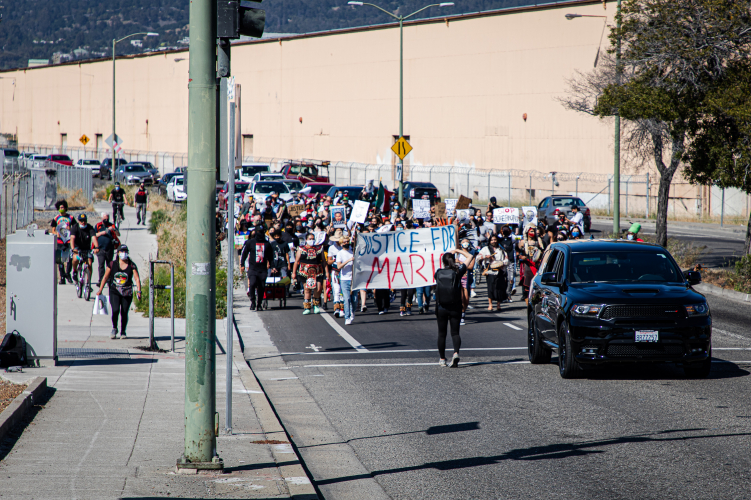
79,134,90,146
391,136,413,161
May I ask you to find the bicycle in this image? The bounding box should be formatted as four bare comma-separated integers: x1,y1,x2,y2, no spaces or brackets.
112,201,125,230
74,252,93,301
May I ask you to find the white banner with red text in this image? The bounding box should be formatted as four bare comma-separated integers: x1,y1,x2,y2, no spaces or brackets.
352,226,457,290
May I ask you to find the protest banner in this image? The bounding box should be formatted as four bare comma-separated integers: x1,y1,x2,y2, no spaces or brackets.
455,209,472,224
521,206,538,226
493,207,519,224
288,204,305,217
331,205,347,228
234,231,249,250
445,199,457,217
455,195,472,210
434,202,446,218
412,199,431,219
350,200,370,224
352,225,457,290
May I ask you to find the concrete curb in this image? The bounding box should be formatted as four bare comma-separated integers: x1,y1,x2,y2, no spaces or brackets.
695,283,751,304
592,216,747,237
0,376,47,442
232,318,320,499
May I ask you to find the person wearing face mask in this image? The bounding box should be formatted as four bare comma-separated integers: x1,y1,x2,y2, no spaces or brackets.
498,225,517,301
570,227,583,240
50,199,75,285
95,212,120,285
334,231,356,324
108,182,127,223
625,223,644,241
240,225,274,311
97,244,142,339
293,232,329,315
327,229,345,317
456,239,477,325
479,234,509,311
70,214,100,291
518,223,544,304
134,183,148,225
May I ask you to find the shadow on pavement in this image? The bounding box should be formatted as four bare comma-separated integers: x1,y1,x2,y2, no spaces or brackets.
549,357,751,380
57,357,158,367
0,386,56,462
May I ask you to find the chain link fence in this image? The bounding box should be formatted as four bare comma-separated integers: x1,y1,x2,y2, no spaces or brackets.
1,164,36,239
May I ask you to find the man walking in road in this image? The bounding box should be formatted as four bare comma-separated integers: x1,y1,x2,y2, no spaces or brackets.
134,183,148,225
240,225,274,311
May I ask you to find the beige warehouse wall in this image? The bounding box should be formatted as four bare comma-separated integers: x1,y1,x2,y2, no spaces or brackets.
0,1,618,175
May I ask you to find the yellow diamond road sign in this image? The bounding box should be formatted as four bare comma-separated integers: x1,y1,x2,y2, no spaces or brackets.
79,134,90,146
391,136,413,161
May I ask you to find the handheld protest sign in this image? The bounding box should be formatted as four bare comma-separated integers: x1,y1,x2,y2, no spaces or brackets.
455,195,472,210
350,200,370,224
412,199,431,219
434,202,446,218
521,206,538,226
445,199,457,217
493,207,519,224
288,204,305,217
331,206,347,228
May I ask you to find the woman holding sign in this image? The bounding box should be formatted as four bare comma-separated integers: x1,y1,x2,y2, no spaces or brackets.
434,247,475,368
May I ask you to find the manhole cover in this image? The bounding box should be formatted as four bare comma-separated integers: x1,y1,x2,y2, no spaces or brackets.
57,348,130,359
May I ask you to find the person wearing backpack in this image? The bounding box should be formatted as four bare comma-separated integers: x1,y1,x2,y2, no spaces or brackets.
434,247,475,368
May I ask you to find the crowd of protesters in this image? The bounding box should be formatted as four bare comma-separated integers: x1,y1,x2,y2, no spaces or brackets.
226,183,604,328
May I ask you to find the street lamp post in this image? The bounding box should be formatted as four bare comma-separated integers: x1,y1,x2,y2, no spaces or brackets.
566,1,621,236
112,33,158,170
348,1,453,205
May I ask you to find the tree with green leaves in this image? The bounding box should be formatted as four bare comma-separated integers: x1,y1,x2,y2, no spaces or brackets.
562,0,751,248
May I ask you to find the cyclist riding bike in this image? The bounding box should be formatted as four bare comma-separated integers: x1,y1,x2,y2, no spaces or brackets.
108,182,127,225
50,199,75,285
70,214,100,291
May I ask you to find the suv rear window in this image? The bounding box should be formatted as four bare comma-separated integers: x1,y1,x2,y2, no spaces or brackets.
570,251,682,283
551,197,584,207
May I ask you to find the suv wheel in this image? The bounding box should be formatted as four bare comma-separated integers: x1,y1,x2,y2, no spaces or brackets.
528,310,551,364
684,345,711,379
558,321,580,379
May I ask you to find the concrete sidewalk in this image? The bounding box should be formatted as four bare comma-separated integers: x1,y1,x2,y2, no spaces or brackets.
0,202,317,499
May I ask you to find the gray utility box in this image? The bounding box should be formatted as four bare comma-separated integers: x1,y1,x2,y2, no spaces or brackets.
6,229,57,365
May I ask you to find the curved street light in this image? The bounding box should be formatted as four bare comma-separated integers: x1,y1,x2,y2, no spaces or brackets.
348,2,454,205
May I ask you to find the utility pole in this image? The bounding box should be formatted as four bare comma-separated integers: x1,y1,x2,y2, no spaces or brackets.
177,0,222,472
613,0,622,236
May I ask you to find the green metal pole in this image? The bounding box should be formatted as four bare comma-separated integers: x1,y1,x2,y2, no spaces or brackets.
112,39,116,173
398,17,404,206
180,0,221,470
613,0,621,236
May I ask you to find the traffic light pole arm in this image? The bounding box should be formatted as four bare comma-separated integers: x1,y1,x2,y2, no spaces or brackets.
403,4,443,20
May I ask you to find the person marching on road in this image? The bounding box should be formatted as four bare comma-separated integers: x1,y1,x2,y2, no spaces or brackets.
50,199,75,285
240,225,274,311
478,234,509,311
434,245,475,368
94,213,120,285
69,214,100,290
96,244,142,339
327,230,344,318
518,222,544,305
334,231,356,325
292,232,329,315
134,183,148,225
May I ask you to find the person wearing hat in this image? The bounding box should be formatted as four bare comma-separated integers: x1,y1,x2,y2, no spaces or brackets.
134,183,149,225
334,230,357,324
327,229,346,317
70,213,100,290
626,223,644,242
97,244,142,339
108,182,127,223
293,230,329,315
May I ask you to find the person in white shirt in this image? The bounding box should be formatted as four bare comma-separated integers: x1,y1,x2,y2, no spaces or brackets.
569,205,584,234
327,231,344,317
335,231,356,324
478,234,509,311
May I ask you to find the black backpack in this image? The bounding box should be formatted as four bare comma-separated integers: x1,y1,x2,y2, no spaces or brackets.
0,332,27,369
435,268,462,308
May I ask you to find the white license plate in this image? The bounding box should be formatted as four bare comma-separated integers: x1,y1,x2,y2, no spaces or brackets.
635,330,659,342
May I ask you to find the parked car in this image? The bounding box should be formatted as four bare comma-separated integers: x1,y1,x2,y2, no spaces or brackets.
325,185,366,201
157,172,181,196
537,195,591,232
279,161,330,184
403,181,441,208
218,181,250,210
130,161,160,180
26,154,48,169
174,166,187,174
301,182,334,199
235,163,270,182
1,148,20,168
282,179,305,193
75,158,101,177
114,163,155,186
249,181,293,203
251,172,285,183
46,154,73,166
100,158,127,179
166,175,187,202
527,239,710,379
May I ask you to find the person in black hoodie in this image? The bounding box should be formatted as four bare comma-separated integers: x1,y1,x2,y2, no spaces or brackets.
134,183,148,225
240,225,274,311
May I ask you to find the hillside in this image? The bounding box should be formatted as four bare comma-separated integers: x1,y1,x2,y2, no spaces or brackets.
0,0,568,70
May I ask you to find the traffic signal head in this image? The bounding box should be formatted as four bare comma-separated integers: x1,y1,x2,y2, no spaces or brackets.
217,0,266,39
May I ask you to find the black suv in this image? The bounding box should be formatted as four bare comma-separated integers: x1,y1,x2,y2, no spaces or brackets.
527,240,710,379
403,181,441,208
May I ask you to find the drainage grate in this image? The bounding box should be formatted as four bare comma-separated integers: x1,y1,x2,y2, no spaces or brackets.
57,348,130,359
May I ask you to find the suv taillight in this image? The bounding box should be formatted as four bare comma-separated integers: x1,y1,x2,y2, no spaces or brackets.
585,208,591,216
436,189,440,198
410,189,415,198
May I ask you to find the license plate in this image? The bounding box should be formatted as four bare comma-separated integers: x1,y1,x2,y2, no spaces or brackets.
422,194,430,200
635,330,659,342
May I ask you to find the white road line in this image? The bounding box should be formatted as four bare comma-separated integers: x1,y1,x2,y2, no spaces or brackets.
281,347,527,355
713,329,750,343
504,322,523,331
713,348,751,351
302,360,531,368
268,377,299,381
320,312,370,352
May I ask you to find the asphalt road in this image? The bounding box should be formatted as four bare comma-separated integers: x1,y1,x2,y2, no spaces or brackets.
589,219,745,268
243,283,751,500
